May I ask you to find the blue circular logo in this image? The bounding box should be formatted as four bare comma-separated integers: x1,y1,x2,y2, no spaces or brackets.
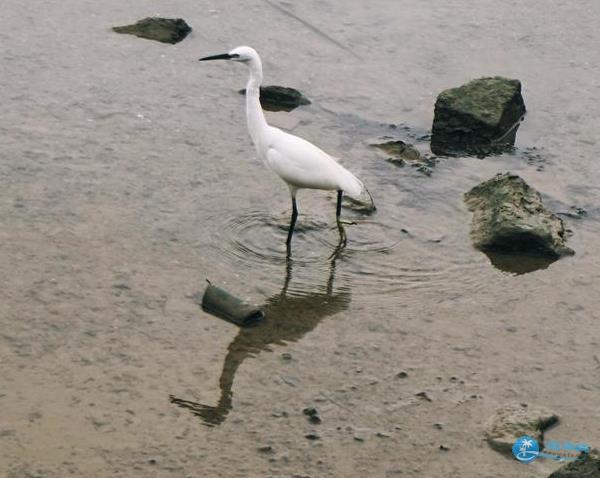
512,436,540,463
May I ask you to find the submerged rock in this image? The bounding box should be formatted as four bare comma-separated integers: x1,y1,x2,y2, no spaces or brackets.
464,173,574,259
431,77,526,156
372,140,422,162
113,18,192,44
238,85,310,112
485,403,558,456
549,449,600,478
372,140,437,176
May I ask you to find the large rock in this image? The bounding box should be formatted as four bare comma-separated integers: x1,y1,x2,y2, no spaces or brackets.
485,403,559,455
431,77,526,156
113,18,192,44
238,85,310,112
464,173,575,258
549,449,600,478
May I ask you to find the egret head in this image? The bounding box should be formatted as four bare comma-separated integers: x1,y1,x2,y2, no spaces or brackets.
199,46,259,64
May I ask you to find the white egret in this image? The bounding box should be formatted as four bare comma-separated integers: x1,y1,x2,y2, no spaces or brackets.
199,46,373,250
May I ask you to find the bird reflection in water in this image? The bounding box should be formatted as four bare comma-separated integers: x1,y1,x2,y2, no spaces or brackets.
170,245,351,426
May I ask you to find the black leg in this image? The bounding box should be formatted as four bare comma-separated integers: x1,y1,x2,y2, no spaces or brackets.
336,190,347,248
286,195,298,251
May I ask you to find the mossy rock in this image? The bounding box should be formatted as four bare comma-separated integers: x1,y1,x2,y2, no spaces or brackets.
485,403,559,456
431,77,526,156
238,85,310,112
549,449,600,478
113,18,192,44
464,173,574,258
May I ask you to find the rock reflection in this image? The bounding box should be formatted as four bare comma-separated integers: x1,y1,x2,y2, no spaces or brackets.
484,251,556,275
170,250,351,426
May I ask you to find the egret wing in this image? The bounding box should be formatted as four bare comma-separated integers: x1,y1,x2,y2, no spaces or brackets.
265,129,343,191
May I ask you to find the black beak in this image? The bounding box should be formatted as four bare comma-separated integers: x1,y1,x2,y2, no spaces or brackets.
198,53,234,61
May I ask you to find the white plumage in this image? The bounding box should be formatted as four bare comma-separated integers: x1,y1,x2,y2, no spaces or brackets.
199,45,372,249
265,130,364,198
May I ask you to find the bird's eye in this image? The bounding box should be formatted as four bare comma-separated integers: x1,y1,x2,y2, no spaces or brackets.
230,53,241,59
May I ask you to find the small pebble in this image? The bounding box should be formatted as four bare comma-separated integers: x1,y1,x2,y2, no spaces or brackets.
305,432,320,440
308,415,322,425
257,445,273,453
396,371,408,379
439,444,450,451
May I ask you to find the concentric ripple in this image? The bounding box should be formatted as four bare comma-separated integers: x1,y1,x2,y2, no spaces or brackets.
205,206,505,306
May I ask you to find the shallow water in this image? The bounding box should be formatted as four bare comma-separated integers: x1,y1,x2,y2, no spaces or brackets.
1,0,599,476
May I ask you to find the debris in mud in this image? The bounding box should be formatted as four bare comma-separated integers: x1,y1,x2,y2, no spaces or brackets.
522,146,547,171
431,77,526,156
238,85,310,112
484,403,559,456
415,391,433,402
464,173,575,260
113,18,192,44
548,448,600,478
200,282,265,326
305,432,320,440
557,206,588,220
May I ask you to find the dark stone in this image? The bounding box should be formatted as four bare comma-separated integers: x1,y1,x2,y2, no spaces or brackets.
431,77,526,156
305,432,320,440
238,85,310,112
549,450,600,478
113,18,192,44
464,173,574,262
303,407,321,424
396,371,408,379
257,445,273,453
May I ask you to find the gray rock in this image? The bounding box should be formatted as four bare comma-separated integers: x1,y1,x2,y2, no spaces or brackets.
485,403,558,455
548,449,600,478
238,85,310,112
113,18,192,44
431,77,526,156
464,173,575,259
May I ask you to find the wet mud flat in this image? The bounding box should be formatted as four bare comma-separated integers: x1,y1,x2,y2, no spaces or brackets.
1,0,600,477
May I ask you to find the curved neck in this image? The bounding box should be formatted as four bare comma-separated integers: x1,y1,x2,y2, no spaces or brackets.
245,57,268,144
